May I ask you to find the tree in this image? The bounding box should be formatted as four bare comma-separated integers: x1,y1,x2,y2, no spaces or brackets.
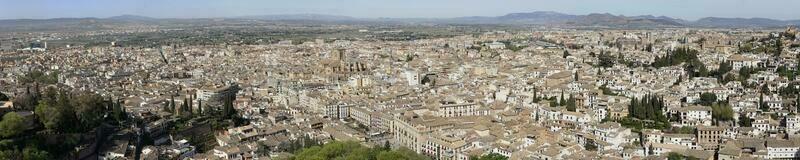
667,152,683,160
774,38,783,57
698,93,717,106
0,148,21,160
597,51,615,68
223,95,236,119
667,152,699,160
382,141,391,151
162,102,171,113
197,99,203,114
717,62,732,75
711,103,734,122
759,93,769,112
721,74,736,84
548,100,558,108
35,101,63,131
170,96,177,114
761,84,770,94
112,99,126,123
738,114,752,127
72,93,106,130
574,72,579,81
566,95,577,112
376,147,429,160
290,141,429,160
471,153,508,160
0,92,8,101
22,146,49,160
584,142,598,151
562,50,570,58
0,112,26,138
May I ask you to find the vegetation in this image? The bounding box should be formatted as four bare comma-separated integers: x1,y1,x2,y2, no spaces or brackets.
566,95,577,112
470,153,508,160
599,84,617,96
597,51,616,68
0,113,26,138
738,114,753,127
17,71,59,85
584,142,598,151
628,95,668,123
711,103,734,122
500,41,526,52
697,93,717,106
0,92,8,101
288,141,429,160
651,47,699,68
667,152,699,160
619,95,670,131
0,84,125,159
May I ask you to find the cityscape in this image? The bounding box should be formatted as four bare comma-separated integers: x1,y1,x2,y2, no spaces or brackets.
2,1,800,160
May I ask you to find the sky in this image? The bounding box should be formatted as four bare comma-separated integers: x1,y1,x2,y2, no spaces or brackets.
1,0,799,20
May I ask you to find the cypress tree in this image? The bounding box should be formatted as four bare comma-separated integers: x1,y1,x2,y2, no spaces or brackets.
198,99,203,114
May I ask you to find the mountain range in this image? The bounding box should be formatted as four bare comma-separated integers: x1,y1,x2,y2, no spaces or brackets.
2,11,799,29
442,11,798,27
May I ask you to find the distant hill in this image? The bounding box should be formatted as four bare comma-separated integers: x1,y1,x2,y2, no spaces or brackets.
442,11,685,27
439,11,800,28
692,17,799,27
0,12,798,30
106,15,157,21
236,14,357,21
494,11,579,24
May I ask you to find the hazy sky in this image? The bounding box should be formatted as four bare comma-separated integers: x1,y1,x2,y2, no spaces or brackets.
2,0,799,20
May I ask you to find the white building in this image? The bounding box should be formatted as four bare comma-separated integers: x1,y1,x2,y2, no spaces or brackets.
677,105,712,127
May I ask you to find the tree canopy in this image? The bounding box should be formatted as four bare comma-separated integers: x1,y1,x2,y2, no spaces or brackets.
697,93,717,106
289,141,429,160
470,153,508,160
0,92,9,101
0,112,26,138
711,103,734,122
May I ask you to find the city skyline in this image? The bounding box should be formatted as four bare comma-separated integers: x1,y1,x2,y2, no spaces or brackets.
2,0,800,20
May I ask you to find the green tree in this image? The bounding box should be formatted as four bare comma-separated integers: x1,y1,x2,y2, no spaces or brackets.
0,92,9,101
376,147,429,160
562,50,570,58
290,141,429,160
34,101,62,131
22,146,49,160
711,103,734,122
566,95,577,112
382,141,391,151
738,114,752,127
0,148,21,160
112,99,126,123
774,38,783,57
584,142,598,151
698,93,717,106
759,93,769,112
597,51,615,68
72,93,106,130
197,99,203,114
471,153,508,160
0,112,26,138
